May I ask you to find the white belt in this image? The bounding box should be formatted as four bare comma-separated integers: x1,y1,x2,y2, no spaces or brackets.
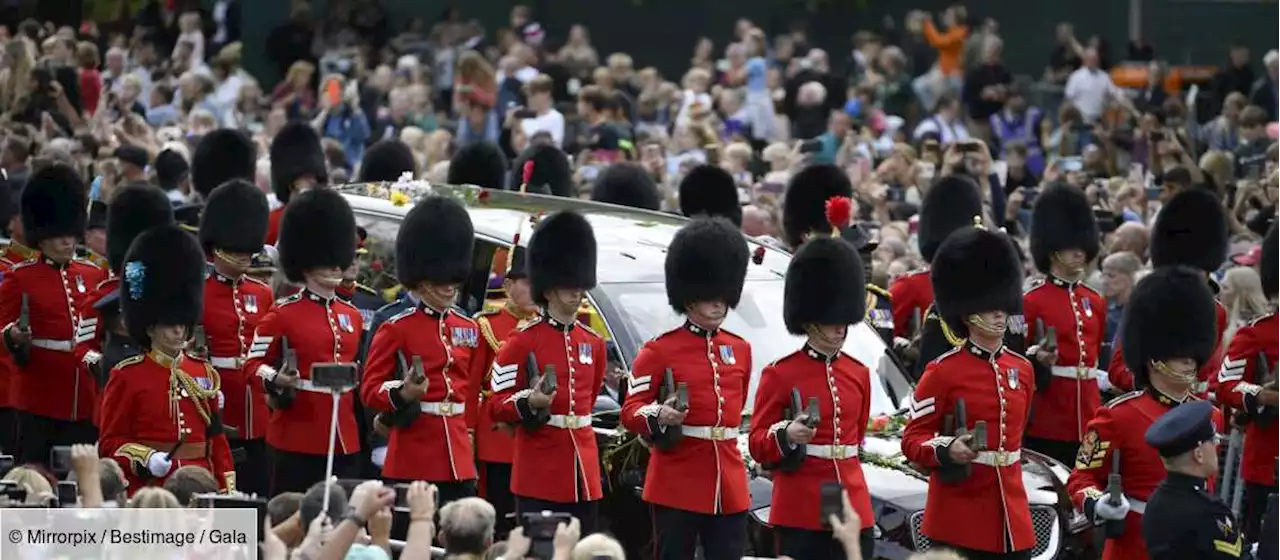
419,401,465,416
681,425,739,441
547,414,591,430
30,338,73,352
1128,498,1146,515
294,379,353,394
806,444,860,460
1050,366,1104,380
972,449,1021,467
209,356,243,370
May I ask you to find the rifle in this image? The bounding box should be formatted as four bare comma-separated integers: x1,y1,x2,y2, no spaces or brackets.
17,293,28,333
190,324,208,359
910,307,922,338
777,389,813,473
652,368,683,451
267,336,298,410
10,294,29,366
939,397,972,483
522,352,551,428
1104,450,1125,539
384,352,422,428
1256,352,1276,429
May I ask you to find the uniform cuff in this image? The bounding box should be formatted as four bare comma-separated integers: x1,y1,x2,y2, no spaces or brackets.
115,443,156,478
1241,385,1264,416
388,385,414,411
515,395,536,421
1080,488,1103,524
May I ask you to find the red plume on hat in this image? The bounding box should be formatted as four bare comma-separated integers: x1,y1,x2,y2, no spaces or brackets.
824,196,854,237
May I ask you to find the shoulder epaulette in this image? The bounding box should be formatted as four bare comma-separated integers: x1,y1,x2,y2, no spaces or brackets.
449,309,477,325
72,257,99,268
1105,390,1145,408
577,321,603,339
10,258,37,270
476,314,502,350
275,292,305,306
518,315,543,331
768,348,806,368
1003,349,1034,368
1023,277,1047,294
111,354,146,371
242,276,271,289
474,308,500,319
355,283,378,297
1245,312,1276,328
718,327,747,343
867,284,891,299
904,267,929,278
387,307,416,324
1078,282,1103,298
929,345,965,365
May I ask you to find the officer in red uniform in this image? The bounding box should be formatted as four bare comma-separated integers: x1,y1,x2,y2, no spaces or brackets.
621,217,751,560
191,129,258,201
198,179,273,496
780,164,853,252
81,200,109,271
901,225,1037,560
679,164,743,226
264,123,328,246
1066,266,1223,560
0,189,26,450
99,225,236,494
1022,184,1107,466
749,233,875,560
244,188,363,494
1216,225,1278,547
363,196,480,503
490,210,607,534
1108,189,1229,395
0,164,105,465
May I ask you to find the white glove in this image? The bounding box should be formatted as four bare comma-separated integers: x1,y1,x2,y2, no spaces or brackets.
147,452,173,477
1096,370,1113,393
1093,493,1130,521
217,390,225,410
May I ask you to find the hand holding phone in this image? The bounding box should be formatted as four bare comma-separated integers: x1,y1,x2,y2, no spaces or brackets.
820,482,845,529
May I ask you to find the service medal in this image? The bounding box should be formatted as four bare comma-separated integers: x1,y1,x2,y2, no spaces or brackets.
244,294,259,314
1007,368,1019,389
337,314,353,333
75,275,85,293
578,342,594,365
719,345,736,365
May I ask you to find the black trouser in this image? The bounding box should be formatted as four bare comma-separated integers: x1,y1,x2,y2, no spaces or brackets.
15,412,96,467
516,495,599,537
231,438,269,496
651,504,746,560
776,526,874,560
267,446,360,495
1243,482,1278,545
1024,436,1080,468
932,541,1032,560
0,407,16,456
482,461,516,540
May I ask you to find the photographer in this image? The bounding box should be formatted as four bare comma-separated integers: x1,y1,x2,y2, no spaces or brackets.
312,75,371,165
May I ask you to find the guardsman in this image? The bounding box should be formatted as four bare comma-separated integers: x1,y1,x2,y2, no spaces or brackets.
265,123,328,246
1022,184,1107,466
1143,400,1247,559
679,164,744,226
900,225,1037,560
0,164,106,465
98,225,236,494
191,129,259,201
590,162,661,211
362,196,480,504
780,164,853,252
843,223,893,345
508,144,574,197
449,141,510,190
1217,225,1278,547
1067,266,1223,560
622,217,751,560
244,188,363,494
81,200,109,271
1108,189,1229,395
749,232,875,560
0,187,17,453
489,210,606,534
198,179,273,497
358,139,417,183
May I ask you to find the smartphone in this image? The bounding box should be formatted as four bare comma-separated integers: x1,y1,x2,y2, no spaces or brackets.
1150,130,1165,143
820,482,845,529
1146,186,1163,201
393,483,411,508
1059,156,1084,173
323,78,343,106
798,138,824,154
197,494,269,538
521,511,573,560
56,481,77,507
310,363,358,390
513,108,538,119
49,446,73,475
675,382,689,411
956,141,981,153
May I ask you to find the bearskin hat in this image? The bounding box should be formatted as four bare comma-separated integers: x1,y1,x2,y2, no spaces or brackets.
87,200,107,230
21,163,86,245
1030,184,1099,273
931,226,1023,332
119,225,206,349
1261,225,1277,297
918,175,984,261
359,139,417,183
510,144,573,197
591,163,661,210
448,141,508,190
199,179,269,255
506,245,528,279
270,123,327,205
529,210,597,305
783,236,867,334
1121,266,1218,387
396,196,475,287
1150,188,1228,272
277,189,356,283
192,129,257,199
679,165,742,226
781,164,854,249
665,217,748,314
106,184,174,274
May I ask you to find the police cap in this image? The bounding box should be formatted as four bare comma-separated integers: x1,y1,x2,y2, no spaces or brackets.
1144,400,1218,458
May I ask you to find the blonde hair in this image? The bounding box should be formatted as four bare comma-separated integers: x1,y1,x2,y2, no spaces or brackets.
129,487,182,508
1,39,34,112
1222,266,1271,343
682,67,711,90
572,534,625,560
724,142,753,164
285,61,315,87
607,53,633,70
3,466,52,504
762,142,790,166
1199,150,1235,187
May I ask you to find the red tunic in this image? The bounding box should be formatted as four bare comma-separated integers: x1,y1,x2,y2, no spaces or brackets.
362,303,478,482
748,345,874,531
1216,313,1279,486
0,256,12,410
265,207,284,246
1066,388,1224,560
623,322,752,515
468,306,530,464
490,314,607,503
1109,301,1227,396
1023,276,1108,442
202,271,274,440
888,268,932,338
901,341,1037,553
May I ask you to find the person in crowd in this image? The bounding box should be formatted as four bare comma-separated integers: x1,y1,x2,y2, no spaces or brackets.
162,465,219,507
1249,50,1277,121
1099,251,1142,345
916,5,969,112
1233,105,1270,180
519,74,565,148
1064,47,1121,124
1211,43,1256,116
961,36,1011,141
439,497,497,557
912,93,969,144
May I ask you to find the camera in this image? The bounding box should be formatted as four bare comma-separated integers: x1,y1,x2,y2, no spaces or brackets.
520,511,573,560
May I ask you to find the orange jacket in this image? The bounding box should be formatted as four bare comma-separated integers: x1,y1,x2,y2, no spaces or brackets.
924,21,969,76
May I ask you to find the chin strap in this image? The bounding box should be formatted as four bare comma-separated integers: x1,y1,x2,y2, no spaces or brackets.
966,314,1008,337
1152,360,1198,385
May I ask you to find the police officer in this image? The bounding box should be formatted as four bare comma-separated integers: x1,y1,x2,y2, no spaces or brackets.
489,210,606,534
900,225,1037,560
749,232,875,560
1067,266,1223,560
98,225,236,494
265,123,328,245
590,162,661,211
622,217,751,560
362,196,479,504
679,164,743,226
1144,400,1248,559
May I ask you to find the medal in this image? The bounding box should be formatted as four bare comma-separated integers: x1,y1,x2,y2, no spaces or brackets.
1082,298,1093,318
578,343,594,365
75,275,85,293
337,314,353,333
244,294,259,314
1007,368,1019,389
719,345,737,365
1008,314,1027,335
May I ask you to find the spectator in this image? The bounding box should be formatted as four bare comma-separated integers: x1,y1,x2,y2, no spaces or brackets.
313,76,372,165
1233,105,1271,180
96,459,127,506
113,146,149,184
1250,50,1279,121
1100,251,1142,344
438,497,496,557
1045,22,1083,84
372,88,415,144
267,492,304,527
962,35,1012,140
270,60,316,121
266,4,316,77
173,12,205,69
913,4,968,111
3,465,52,505
1201,91,1247,152
162,465,218,507
519,74,565,148
1,135,31,187
1211,43,1256,115
558,24,600,79
75,42,101,116
1064,47,1121,123
572,533,625,559
153,148,192,204
1134,60,1170,113
1220,265,1270,343
128,487,182,509
912,92,969,144
1109,221,1150,259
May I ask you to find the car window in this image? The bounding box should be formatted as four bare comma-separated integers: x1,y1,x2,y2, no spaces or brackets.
460,239,500,315
354,213,400,297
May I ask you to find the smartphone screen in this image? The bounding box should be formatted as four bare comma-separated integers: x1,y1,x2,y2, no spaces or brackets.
49,446,73,474
56,481,77,507
324,78,342,106
820,482,844,528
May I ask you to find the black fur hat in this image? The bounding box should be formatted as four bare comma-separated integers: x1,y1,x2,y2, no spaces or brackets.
679,165,742,226
665,217,748,314
278,189,356,283
270,123,327,204
87,200,107,230
591,163,660,210
506,245,528,279
21,163,86,245
1030,184,1099,273
510,144,573,197
448,141,508,189
918,175,984,261
781,164,854,248
1121,266,1218,387
396,196,475,287
783,236,866,334
1261,225,1277,297
359,139,417,183
529,210,597,305
119,225,206,349
931,226,1023,332
199,179,269,255
106,184,174,274
1150,188,1229,272
192,129,257,199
